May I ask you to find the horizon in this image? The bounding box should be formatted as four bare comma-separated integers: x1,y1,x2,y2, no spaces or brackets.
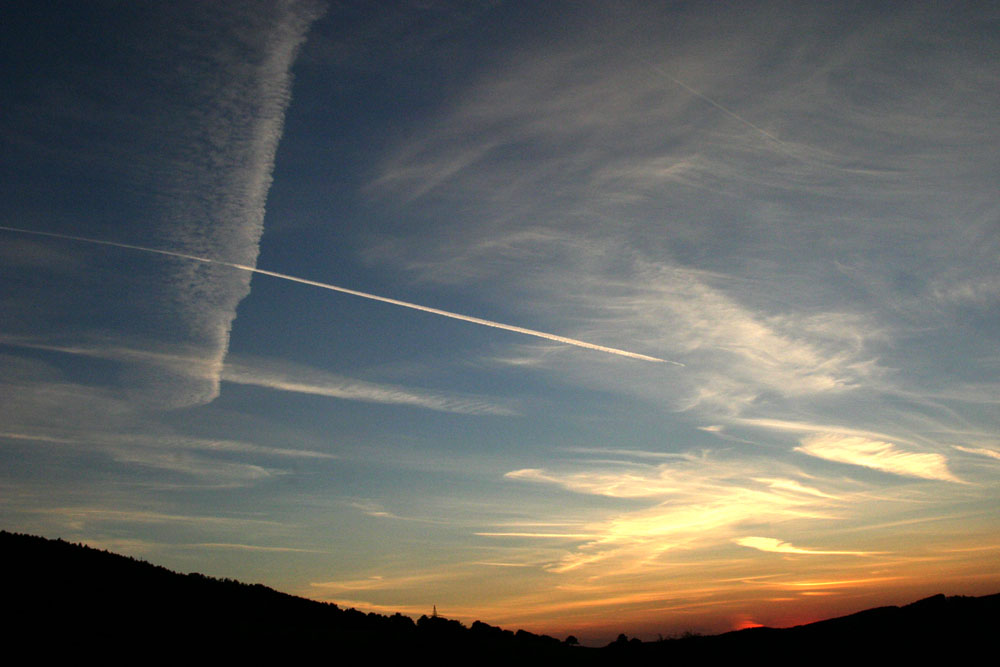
7,527,994,648
2,1,998,646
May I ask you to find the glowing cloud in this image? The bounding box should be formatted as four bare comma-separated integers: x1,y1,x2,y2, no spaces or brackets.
796,434,961,483
504,467,681,498
735,536,873,556
504,456,846,575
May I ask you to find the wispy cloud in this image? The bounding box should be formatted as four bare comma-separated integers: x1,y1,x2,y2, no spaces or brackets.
0,335,219,384
775,576,903,590
736,418,914,443
796,434,961,483
503,453,850,575
109,449,277,486
348,500,401,520
148,434,334,460
222,356,517,415
0,335,515,416
954,445,1000,462
0,351,337,492
734,537,874,556
506,454,838,501
0,412,335,463
34,507,282,529
475,532,599,540
560,447,691,461
581,262,880,410
359,0,993,445
194,542,323,553
311,570,458,593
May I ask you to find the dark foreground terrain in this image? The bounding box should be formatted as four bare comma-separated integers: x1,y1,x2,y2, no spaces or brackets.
5,530,996,661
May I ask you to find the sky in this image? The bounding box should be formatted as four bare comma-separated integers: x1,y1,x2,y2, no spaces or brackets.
1,0,998,645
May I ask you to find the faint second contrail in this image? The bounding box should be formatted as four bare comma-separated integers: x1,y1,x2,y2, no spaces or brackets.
658,71,786,145
0,225,678,364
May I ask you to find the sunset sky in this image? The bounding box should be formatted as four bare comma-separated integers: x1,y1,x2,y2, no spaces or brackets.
2,1,998,644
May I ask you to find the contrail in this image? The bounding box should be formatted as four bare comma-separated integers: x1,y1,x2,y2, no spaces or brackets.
645,62,880,175
656,70,786,145
0,225,678,364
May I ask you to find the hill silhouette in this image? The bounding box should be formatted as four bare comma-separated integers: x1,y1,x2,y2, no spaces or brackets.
4,530,574,660
5,530,996,661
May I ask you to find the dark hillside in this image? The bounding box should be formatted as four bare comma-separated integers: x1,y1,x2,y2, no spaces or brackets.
5,530,996,661
609,590,999,661
3,530,576,660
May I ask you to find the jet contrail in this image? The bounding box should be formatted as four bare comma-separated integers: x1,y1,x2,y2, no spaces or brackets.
0,225,678,364
644,62,882,175
657,70,786,146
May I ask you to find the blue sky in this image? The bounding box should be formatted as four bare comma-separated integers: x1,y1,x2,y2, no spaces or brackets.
2,0,998,643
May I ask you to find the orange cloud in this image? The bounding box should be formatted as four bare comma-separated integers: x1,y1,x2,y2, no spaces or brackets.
734,536,874,556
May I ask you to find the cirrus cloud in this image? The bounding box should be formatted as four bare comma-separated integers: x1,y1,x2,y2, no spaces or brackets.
735,536,874,556
795,434,961,483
